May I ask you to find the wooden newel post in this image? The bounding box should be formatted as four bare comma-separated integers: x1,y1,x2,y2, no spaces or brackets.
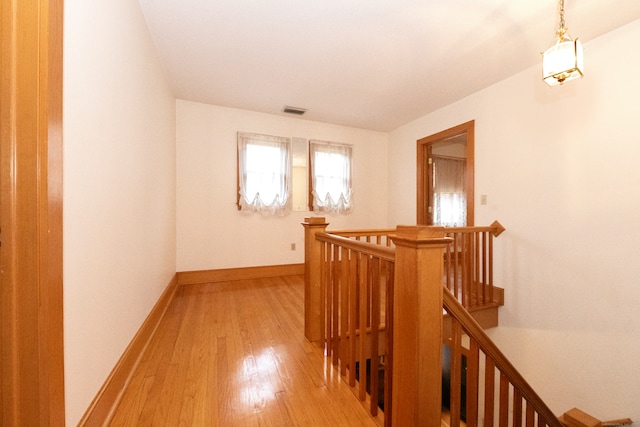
301,217,329,343
390,225,453,427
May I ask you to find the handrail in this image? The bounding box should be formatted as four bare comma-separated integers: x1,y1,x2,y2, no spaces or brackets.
316,232,395,261
443,289,562,427
330,220,505,239
329,229,396,247
445,220,506,237
330,228,396,236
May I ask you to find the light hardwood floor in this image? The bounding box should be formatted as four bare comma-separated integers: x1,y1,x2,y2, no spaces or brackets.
109,275,384,426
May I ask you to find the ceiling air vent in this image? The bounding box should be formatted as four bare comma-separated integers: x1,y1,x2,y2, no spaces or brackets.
282,105,307,115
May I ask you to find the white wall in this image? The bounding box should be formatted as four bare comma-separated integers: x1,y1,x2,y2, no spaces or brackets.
63,0,176,424
176,100,389,271
389,20,640,420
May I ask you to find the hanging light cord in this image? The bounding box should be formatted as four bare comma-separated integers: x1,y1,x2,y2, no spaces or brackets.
557,0,567,39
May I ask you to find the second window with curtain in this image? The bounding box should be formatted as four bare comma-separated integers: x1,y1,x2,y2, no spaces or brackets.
309,140,353,213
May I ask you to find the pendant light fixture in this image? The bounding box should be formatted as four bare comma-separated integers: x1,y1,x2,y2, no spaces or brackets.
542,0,583,86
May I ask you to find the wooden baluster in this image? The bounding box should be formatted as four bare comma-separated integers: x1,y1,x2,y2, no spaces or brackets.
444,238,452,294
302,217,329,343
484,358,495,426
384,262,395,427
450,320,463,427
370,257,381,416
348,253,358,387
332,244,340,365
470,232,476,307
488,220,505,306
467,340,480,426
538,414,546,427
499,372,509,427
452,238,457,296
339,247,350,375
513,388,523,426
367,257,373,329
526,402,535,427
461,232,469,307
488,232,494,304
323,242,331,355
479,232,489,305
358,254,369,401
486,231,491,304
390,226,451,427
454,232,460,300
457,233,463,304
470,231,475,307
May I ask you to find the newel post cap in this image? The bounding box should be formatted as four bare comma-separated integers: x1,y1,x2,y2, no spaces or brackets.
302,217,328,227
391,225,453,247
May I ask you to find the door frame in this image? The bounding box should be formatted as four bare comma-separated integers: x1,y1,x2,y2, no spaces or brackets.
1,0,65,424
417,120,475,226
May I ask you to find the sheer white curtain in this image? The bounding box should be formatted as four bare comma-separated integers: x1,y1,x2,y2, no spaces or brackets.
237,132,291,215
309,140,352,213
433,156,466,226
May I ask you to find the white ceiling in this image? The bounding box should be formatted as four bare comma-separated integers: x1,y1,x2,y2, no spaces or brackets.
137,0,640,132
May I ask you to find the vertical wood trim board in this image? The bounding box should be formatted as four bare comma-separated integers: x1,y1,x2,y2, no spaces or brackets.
0,0,65,424
78,274,179,426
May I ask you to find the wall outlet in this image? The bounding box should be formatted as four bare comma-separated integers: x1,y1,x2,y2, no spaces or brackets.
291,243,296,251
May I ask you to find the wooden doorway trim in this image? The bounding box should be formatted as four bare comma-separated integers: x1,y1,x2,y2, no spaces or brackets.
417,120,475,226
1,0,65,425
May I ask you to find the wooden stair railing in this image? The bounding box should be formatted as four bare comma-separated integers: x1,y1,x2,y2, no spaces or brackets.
444,221,505,309
330,221,506,312
315,231,395,419
443,289,562,427
303,219,554,427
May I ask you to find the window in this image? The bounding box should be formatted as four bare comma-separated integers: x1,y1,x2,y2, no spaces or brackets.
432,155,466,227
237,132,291,215
309,140,352,213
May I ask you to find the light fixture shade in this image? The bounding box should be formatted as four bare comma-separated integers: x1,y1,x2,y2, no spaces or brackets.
542,37,584,86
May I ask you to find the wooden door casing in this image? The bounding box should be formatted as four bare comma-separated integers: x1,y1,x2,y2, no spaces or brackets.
0,0,65,425
417,121,475,227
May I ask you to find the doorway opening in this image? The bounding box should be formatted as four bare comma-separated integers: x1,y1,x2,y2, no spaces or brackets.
417,121,474,226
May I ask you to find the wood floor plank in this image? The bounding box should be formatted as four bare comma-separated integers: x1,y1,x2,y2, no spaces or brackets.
109,275,383,426
110,286,189,426
178,290,210,425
